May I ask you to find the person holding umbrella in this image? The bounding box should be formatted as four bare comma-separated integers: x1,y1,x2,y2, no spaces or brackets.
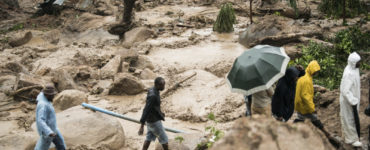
339,52,362,147
227,45,290,116
271,65,305,122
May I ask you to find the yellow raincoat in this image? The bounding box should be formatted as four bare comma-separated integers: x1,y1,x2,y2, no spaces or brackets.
295,61,321,114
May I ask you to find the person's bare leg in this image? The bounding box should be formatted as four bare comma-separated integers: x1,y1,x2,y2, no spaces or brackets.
162,143,169,150
142,141,150,150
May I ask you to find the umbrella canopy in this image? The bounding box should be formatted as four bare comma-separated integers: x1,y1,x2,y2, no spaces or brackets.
227,45,290,95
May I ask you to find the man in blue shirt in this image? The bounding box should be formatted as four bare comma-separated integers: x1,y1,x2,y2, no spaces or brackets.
35,84,66,150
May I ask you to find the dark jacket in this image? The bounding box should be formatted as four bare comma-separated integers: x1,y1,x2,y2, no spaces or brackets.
271,67,303,121
140,87,165,124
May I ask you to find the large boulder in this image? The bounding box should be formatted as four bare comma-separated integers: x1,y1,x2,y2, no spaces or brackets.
238,16,281,48
0,75,16,93
109,73,145,95
51,66,92,91
238,16,321,48
31,106,125,149
100,55,122,79
140,68,157,80
211,116,335,150
52,68,79,92
90,79,113,95
135,55,155,70
122,27,154,48
0,131,36,150
17,73,50,89
53,90,88,111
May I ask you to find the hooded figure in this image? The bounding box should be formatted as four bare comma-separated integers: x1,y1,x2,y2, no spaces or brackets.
340,52,362,147
271,66,302,121
35,85,66,150
295,60,320,115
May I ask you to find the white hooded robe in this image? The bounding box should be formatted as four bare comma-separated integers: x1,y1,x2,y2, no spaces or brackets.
339,52,361,143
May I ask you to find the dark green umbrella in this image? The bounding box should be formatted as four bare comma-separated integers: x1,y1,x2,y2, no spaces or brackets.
227,45,290,95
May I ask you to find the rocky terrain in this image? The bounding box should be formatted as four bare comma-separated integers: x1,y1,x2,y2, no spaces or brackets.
0,0,369,150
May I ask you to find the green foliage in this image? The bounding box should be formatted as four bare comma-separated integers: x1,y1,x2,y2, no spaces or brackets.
196,112,224,150
319,0,368,18
294,42,343,89
0,37,9,43
213,3,236,33
207,112,215,121
175,136,184,144
274,11,281,16
10,23,24,31
293,26,369,89
0,23,25,34
334,26,370,54
287,0,298,15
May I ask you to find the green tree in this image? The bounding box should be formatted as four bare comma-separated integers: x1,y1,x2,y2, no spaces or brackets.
213,3,236,33
319,0,367,24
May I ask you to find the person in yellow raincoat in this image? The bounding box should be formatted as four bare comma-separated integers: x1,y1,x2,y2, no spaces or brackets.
293,60,330,136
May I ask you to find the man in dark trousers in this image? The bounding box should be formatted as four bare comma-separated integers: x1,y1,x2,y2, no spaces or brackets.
138,77,168,150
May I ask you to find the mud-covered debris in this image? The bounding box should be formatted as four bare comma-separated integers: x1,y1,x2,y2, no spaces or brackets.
109,73,145,95
211,116,335,150
9,32,32,47
53,89,88,111
100,55,122,79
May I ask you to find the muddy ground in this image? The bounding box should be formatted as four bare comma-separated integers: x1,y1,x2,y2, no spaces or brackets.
0,0,369,150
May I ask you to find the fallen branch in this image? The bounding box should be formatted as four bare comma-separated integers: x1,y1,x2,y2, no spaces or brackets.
0,105,20,112
161,72,197,98
9,85,43,97
13,74,20,91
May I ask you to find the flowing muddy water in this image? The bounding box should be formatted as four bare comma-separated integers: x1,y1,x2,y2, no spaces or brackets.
87,30,249,149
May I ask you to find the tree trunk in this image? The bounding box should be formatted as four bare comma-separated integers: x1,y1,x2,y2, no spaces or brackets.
250,0,253,24
342,0,346,25
123,0,136,24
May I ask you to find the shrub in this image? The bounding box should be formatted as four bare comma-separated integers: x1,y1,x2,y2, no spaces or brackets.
196,112,224,150
293,26,369,89
213,3,236,33
293,42,344,90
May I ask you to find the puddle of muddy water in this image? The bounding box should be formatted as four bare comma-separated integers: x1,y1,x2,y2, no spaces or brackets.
61,28,118,44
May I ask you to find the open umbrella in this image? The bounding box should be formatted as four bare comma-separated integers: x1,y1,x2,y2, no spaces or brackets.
227,45,290,95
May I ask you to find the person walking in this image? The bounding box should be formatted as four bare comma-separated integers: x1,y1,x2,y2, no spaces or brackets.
339,52,363,147
35,84,66,150
271,65,305,122
251,87,274,116
138,77,169,150
293,61,329,135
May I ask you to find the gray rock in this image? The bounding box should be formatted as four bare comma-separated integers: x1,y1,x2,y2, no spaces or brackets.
0,131,36,150
100,55,122,79
122,27,154,48
51,68,80,92
31,106,125,149
109,73,145,95
140,68,157,80
53,90,88,111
